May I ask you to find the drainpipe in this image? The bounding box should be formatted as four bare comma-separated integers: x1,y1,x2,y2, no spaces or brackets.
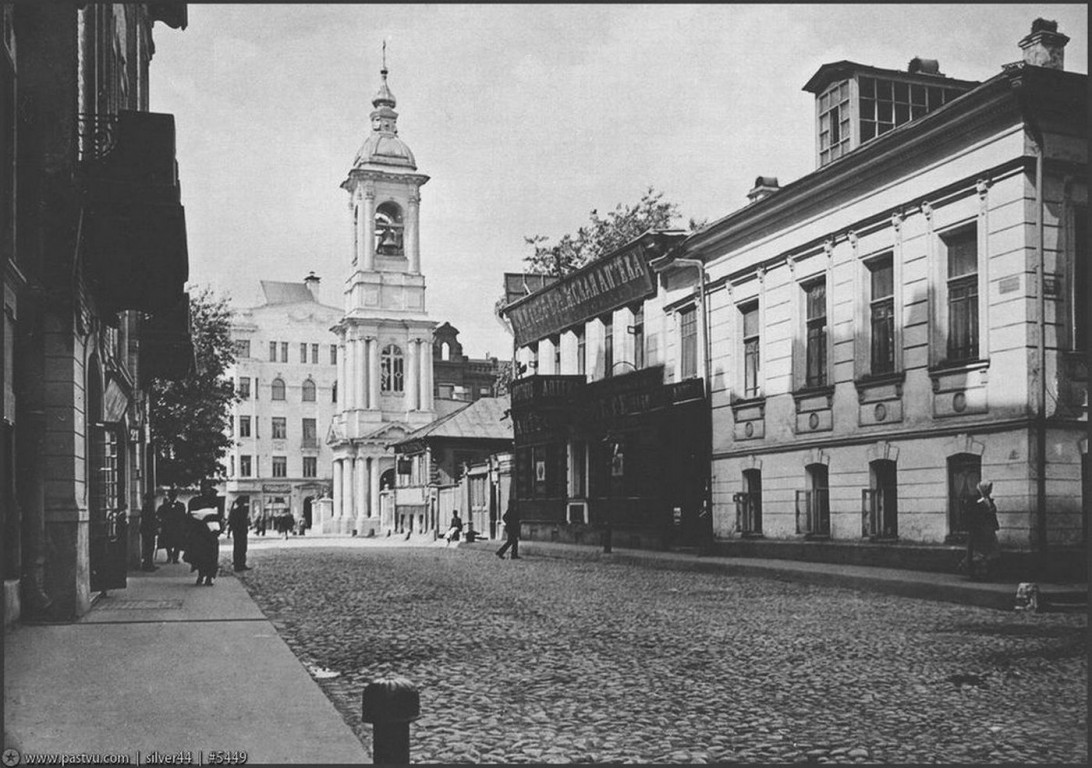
1032,137,1048,569
670,258,713,551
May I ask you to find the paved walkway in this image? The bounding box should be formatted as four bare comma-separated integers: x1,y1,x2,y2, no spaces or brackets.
4,558,368,764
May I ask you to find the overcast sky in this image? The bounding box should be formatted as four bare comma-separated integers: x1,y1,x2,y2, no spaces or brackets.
151,4,1088,359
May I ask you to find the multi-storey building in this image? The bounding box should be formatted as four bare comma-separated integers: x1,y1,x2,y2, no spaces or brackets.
319,58,438,536
660,20,1086,577
222,274,342,527
506,20,1087,578
432,321,507,402
4,3,191,623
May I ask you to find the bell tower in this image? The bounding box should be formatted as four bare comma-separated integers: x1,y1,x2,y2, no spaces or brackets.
324,51,436,536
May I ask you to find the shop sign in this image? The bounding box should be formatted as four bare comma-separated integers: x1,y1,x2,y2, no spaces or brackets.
585,367,668,421
510,375,585,407
262,483,291,493
506,247,654,346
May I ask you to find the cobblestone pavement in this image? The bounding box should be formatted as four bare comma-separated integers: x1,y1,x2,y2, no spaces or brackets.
233,545,1087,764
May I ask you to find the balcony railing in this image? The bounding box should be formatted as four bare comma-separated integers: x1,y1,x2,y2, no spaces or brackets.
77,112,119,163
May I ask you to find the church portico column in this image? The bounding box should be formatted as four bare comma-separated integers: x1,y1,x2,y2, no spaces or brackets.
344,334,356,412
370,457,383,529
341,454,355,533
421,336,434,410
368,336,380,410
332,459,344,522
336,340,346,415
406,338,419,411
354,455,367,531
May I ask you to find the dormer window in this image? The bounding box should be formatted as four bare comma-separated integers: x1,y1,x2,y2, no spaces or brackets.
375,201,404,257
818,80,851,166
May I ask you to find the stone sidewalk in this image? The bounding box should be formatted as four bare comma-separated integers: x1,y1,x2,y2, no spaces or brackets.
3,560,368,764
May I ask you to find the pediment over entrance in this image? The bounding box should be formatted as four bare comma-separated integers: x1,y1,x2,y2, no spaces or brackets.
326,421,345,445
363,422,410,442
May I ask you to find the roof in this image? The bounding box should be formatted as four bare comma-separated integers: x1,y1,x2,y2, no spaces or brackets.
391,397,512,447
259,281,317,305
802,59,980,94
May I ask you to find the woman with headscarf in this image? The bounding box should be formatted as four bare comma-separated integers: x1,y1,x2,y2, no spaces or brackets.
966,480,1001,581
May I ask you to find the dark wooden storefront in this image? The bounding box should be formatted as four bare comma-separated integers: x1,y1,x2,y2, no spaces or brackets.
511,367,709,551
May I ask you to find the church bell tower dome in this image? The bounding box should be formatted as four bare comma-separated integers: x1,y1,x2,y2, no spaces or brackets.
352,62,417,170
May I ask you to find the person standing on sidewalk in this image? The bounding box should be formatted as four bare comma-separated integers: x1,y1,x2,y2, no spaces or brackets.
228,496,252,572
157,487,187,564
139,491,159,571
496,503,520,559
185,480,224,585
967,480,1001,581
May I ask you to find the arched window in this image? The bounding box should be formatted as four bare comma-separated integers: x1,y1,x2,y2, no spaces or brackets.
271,378,286,401
302,379,316,402
375,201,404,256
381,344,404,393
441,342,451,361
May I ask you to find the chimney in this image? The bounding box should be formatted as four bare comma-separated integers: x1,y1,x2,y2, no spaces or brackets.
1019,19,1069,70
907,57,942,76
747,176,780,204
303,271,320,302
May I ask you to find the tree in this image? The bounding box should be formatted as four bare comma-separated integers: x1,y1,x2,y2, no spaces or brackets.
149,287,237,489
523,186,706,276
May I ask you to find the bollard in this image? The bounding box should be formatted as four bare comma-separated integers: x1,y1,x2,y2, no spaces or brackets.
362,676,420,765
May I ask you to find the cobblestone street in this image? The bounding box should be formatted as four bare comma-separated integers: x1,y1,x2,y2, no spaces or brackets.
235,545,1087,764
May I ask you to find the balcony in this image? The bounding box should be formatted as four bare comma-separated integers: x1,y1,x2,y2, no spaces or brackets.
139,292,194,384
78,111,189,316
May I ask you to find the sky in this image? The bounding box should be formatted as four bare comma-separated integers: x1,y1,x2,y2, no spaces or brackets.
151,4,1088,360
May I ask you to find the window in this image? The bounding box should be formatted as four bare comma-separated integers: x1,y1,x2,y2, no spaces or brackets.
944,226,978,362
381,344,404,392
552,335,561,373
238,377,250,400
239,416,251,438
576,327,586,376
797,464,830,537
742,303,760,398
819,80,850,166
947,453,981,540
239,455,252,477
859,76,963,144
303,456,317,478
271,378,286,401
234,340,250,358
603,315,614,377
864,460,898,539
739,469,762,535
868,255,895,375
302,418,317,448
528,342,539,374
330,344,337,365
679,307,697,380
280,342,288,363
300,343,307,363
332,381,338,403
375,201,405,256
311,343,319,364
804,279,827,388
269,341,277,362
632,305,645,370
254,378,259,400
568,441,587,499
272,456,287,478
302,379,316,402
272,417,286,440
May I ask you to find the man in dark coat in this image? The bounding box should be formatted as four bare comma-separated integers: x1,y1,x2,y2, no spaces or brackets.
495,503,520,560
228,496,251,572
185,480,223,585
156,487,187,564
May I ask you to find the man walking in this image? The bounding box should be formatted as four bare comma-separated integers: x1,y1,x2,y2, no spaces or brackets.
496,503,520,560
229,496,252,572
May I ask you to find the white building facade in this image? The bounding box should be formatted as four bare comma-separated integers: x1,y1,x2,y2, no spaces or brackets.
319,61,437,535
223,275,342,527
